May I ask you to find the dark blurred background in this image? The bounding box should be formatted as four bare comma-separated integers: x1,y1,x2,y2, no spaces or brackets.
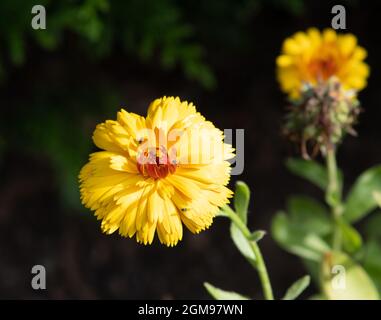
0,0,380,299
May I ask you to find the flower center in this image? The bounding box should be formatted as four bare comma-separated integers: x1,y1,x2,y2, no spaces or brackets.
137,146,177,179
309,57,337,81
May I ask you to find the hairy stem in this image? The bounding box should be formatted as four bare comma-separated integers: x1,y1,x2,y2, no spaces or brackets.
325,148,343,251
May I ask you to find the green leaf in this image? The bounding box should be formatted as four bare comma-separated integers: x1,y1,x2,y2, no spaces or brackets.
343,165,381,223
204,282,249,300
337,218,362,253
373,191,381,207
248,230,266,242
320,251,379,300
286,158,342,191
361,241,381,294
230,223,256,265
282,275,311,300
286,158,328,190
287,195,332,236
234,181,250,224
271,212,330,261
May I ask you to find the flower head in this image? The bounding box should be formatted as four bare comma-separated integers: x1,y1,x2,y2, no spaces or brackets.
79,97,234,246
276,28,369,99
283,77,360,158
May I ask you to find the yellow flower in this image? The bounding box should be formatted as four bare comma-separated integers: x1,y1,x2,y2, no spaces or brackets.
276,28,369,99
79,96,234,246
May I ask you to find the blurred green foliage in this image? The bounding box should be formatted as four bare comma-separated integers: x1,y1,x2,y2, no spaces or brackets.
273,158,381,298
0,0,309,86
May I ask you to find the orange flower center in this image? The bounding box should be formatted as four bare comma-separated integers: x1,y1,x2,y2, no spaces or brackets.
308,56,338,81
137,146,177,179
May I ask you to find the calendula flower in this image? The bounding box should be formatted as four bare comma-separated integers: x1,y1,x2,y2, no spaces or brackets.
79,97,234,246
276,28,369,99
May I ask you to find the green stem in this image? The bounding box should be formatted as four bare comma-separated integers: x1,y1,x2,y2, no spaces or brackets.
325,148,343,251
223,205,274,300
